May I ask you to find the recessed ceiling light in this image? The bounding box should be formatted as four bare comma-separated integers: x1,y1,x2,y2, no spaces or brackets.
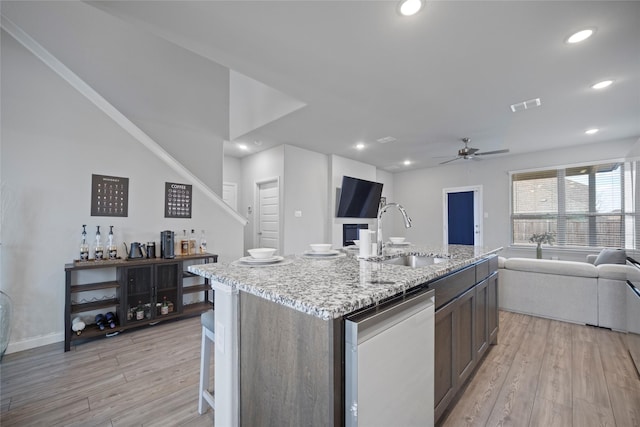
566,28,594,44
585,128,599,135
403,160,411,166
238,143,248,150
591,80,613,89
356,143,365,150
398,0,423,16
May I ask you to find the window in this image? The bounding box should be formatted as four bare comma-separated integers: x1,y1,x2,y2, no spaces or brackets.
511,161,639,249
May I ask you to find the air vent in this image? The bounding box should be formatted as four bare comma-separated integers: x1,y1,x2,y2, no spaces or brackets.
510,98,541,113
377,136,397,144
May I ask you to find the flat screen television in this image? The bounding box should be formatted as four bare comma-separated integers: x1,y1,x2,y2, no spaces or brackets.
336,176,383,218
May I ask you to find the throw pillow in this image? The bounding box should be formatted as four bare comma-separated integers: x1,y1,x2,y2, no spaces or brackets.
594,248,627,265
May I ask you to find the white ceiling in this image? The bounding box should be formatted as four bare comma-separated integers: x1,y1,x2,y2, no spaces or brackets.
6,1,640,170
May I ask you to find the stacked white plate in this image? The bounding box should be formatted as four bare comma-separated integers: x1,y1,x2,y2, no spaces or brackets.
303,249,342,257
237,255,284,265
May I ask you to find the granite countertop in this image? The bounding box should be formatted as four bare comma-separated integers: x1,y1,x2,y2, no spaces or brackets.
188,244,502,320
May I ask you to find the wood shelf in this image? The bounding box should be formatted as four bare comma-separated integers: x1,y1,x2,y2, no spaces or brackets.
70,298,119,314
183,284,210,294
70,281,119,293
70,324,122,340
183,301,212,316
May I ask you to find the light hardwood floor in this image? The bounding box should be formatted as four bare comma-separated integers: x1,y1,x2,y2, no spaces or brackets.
440,310,640,427
2,311,639,426
0,316,213,426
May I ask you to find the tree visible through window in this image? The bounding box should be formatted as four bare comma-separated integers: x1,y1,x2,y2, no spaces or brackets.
511,162,638,249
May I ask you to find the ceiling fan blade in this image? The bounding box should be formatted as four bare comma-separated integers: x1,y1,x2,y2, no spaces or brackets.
467,147,480,155
475,149,510,156
439,157,461,165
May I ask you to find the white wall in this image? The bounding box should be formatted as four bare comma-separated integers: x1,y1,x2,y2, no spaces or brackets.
240,145,285,253
283,145,329,254
1,30,243,353
393,138,638,260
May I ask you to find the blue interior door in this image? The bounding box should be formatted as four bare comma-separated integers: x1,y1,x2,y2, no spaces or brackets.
448,191,474,245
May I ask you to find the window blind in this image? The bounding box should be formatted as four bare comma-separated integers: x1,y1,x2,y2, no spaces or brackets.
511,161,638,249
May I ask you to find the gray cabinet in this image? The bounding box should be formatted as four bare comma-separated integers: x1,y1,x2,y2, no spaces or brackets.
456,287,476,385
475,278,489,359
433,255,499,423
434,298,456,420
488,272,499,344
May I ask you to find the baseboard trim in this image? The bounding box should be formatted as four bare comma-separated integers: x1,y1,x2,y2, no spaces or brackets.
6,332,63,354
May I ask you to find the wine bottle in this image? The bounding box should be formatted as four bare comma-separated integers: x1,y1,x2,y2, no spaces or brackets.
105,312,116,328
80,224,89,261
181,229,189,255
107,226,117,260
95,313,106,330
94,226,104,261
189,229,196,255
199,229,207,254
136,300,144,321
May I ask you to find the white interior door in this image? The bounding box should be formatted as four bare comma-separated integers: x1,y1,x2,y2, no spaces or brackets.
256,179,279,251
222,182,238,211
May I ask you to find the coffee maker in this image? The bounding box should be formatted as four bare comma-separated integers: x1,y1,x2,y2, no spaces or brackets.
160,230,175,259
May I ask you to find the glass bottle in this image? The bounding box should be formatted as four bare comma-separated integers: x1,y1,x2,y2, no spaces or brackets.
80,224,89,261
181,229,189,255
199,229,207,254
94,226,104,261
161,296,169,315
189,229,196,255
136,300,144,320
107,225,117,260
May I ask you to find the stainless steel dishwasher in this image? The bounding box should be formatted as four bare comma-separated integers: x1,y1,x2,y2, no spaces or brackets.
345,288,435,427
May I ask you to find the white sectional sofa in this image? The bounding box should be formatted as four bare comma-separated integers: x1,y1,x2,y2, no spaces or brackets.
499,256,640,330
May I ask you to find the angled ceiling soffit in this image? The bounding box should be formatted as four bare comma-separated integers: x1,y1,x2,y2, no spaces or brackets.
229,70,306,141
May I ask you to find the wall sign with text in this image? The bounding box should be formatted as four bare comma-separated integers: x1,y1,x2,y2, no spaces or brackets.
91,174,129,217
165,182,192,218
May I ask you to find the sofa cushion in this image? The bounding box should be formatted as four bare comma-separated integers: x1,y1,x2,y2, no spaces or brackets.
594,248,626,265
503,258,598,278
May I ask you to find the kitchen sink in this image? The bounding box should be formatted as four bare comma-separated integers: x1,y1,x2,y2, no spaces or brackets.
381,254,447,268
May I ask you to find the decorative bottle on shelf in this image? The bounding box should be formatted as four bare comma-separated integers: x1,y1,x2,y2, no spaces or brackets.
181,230,189,255
107,226,117,260
199,229,207,254
80,224,89,261
161,296,169,315
94,226,104,261
189,229,196,255
136,301,144,321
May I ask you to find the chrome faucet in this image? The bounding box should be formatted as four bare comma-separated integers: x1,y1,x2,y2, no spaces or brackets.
377,202,412,255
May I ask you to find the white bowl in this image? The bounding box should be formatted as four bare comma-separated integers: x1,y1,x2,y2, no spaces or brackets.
310,243,332,253
389,237,406,245
247,248,277,259
352,240,360,247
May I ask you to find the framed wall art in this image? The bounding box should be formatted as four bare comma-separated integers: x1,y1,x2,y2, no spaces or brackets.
91,174,129,217
165,182,192,218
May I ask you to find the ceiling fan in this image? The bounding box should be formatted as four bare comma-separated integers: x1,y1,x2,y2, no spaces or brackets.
439,138,509,165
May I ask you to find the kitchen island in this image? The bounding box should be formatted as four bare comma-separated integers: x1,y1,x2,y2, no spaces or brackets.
189,244,501,426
